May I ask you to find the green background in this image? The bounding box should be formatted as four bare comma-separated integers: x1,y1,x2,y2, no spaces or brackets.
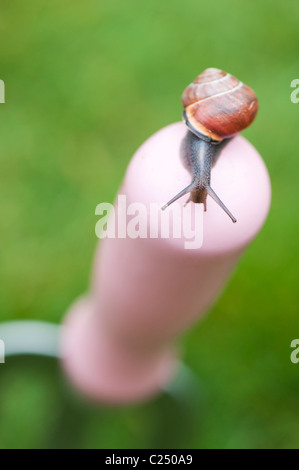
0,0,298,449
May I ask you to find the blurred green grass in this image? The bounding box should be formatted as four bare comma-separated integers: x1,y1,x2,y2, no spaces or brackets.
0,0,299,449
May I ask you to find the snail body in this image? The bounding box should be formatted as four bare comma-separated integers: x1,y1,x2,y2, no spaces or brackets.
162,68,259,222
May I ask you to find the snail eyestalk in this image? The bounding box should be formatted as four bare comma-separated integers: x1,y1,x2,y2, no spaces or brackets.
161,183,194,210
162,182,237,223
206,186,237,223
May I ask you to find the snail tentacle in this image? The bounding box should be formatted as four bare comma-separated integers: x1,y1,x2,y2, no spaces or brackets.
206,186,237,223
161,182,195,210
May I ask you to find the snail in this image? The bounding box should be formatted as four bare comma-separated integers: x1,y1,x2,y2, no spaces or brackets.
161,68,258,223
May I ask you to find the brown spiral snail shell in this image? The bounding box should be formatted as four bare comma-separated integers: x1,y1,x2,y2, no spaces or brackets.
162,67,259,223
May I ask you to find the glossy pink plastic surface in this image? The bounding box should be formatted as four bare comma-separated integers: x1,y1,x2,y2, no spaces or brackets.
61,122,271,403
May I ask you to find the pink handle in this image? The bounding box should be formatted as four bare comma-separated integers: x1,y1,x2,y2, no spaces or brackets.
61,122,271,404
